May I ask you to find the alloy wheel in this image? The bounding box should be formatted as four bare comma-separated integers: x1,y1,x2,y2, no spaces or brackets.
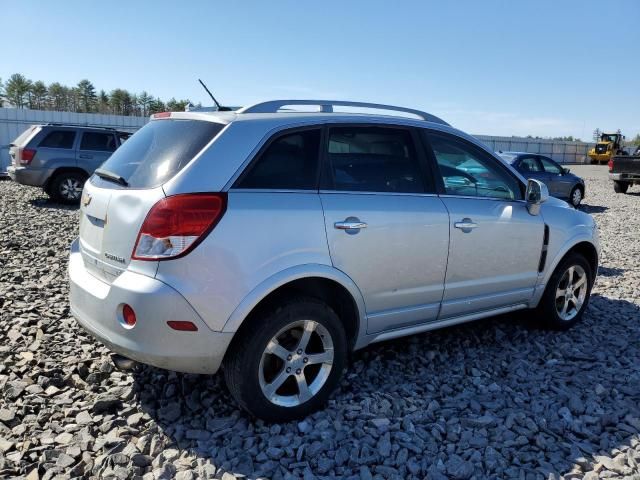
555,265,588,321
259,319,334,407
60,178,83,201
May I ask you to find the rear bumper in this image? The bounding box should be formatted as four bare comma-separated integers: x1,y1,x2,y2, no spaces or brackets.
610,172,640,182
68,238,233,374
8,165,52,187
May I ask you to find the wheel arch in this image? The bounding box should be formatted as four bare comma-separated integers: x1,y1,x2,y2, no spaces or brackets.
222,265,367,352
44,166,90,192
532,237,599,307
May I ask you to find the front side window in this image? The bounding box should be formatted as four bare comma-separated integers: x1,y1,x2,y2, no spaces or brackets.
39,130,76,149
540,157,562,174
80,132,117,152
236,129,321,190
518,156,542,173
326,126,425,193
425,132,521,200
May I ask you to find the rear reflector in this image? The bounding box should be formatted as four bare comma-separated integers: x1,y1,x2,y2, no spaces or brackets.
167,321,198,331
132,193,227,261
122,304,137,327
20,148,36,165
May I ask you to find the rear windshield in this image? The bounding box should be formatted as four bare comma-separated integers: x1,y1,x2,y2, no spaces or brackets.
12,126,41,146
94,119,224,189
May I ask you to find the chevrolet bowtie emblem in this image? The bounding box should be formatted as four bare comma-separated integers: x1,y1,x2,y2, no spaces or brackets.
82,192,92,207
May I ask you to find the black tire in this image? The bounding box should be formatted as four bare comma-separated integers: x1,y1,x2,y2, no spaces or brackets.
569,186,583,208
613,181,629,194
223,296,347,422
50,172,86,203
534,253,593,330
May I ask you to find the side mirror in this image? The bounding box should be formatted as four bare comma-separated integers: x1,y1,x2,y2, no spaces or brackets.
525,178,549,216
562,167,570,175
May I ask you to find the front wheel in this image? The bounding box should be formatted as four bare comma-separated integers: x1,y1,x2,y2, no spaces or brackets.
613,181,629,194
569,186,583,208
223,297,347,422
534,253,593,330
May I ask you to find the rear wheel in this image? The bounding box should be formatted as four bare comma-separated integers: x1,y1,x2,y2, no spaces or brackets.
223,297,347,422
50,172,86,203
534,253,593,330
613,181,629,194
569,186,583,208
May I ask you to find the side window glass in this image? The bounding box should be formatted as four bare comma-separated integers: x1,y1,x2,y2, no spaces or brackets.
426,133,521,200
80,132,117,152
39,131,76,149
236,129,320,190
518,156,542,173
540,158,562,174
327,126,425,193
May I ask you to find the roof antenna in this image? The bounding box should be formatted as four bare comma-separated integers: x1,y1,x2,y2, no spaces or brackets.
198,79,232,111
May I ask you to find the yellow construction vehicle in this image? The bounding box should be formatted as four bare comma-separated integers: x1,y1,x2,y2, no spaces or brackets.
588,132,627,164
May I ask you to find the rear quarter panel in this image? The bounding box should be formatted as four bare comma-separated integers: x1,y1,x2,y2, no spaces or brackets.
154,191,333,332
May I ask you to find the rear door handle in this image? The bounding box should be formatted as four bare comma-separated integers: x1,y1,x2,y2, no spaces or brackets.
79,154,93,159
454,218,478,232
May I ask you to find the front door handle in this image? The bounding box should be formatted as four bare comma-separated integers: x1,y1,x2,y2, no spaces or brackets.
79,154,93,159
335,217,367,232
454,218,478,232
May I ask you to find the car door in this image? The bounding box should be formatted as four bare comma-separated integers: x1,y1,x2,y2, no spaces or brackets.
77,131,118,173
320,124,450,334
423,131,544,319
539,156,570,197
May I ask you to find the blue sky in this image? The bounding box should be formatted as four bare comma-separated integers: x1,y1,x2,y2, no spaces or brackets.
2,0,639,139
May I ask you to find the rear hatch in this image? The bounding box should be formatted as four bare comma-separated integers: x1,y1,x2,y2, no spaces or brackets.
8,125,41,166
78,117,226,284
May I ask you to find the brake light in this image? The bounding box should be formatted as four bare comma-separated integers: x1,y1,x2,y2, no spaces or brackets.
608,159,614,172
132,193,227,261
153,112,172,119
20,148,36,165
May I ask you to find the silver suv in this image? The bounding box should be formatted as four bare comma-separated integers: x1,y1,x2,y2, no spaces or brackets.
69,100,600,421
8,124,129,203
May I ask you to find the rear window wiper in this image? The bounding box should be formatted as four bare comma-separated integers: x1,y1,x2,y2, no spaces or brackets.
94,168,129,187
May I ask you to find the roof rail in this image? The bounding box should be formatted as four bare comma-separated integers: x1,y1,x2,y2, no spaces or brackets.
238,100,449,125
41,122,129,131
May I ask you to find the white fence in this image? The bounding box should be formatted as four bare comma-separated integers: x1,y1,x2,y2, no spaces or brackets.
0,108,148,174
1,107,595,175
474,135,593,164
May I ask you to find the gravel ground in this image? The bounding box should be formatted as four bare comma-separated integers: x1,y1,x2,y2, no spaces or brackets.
1,166,639,480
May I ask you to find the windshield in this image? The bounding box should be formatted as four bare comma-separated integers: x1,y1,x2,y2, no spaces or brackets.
94,119,224,189
497,153,518,163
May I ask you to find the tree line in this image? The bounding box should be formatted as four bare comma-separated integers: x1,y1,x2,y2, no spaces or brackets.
0,73,192,116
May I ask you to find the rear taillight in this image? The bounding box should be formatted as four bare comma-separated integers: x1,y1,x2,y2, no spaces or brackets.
20,148,36,165
132,193,227,261
608,159,614,172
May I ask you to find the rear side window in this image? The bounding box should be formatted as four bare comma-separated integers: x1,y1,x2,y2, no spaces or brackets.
80,132,116,152
95,120,224,189
235,129,321,190
326,126,425,193
39,130,76,149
